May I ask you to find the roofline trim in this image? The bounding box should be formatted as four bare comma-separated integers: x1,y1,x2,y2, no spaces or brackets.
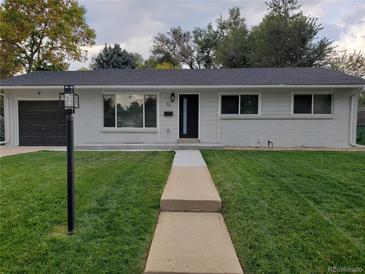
1,84,364,90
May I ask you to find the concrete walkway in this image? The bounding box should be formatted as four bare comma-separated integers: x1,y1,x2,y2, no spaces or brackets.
145,150,243,274
0,146,65,157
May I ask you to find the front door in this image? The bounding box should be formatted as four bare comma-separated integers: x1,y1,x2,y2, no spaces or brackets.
179,94,199,138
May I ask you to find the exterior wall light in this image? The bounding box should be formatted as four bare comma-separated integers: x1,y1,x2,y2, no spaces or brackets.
170,93,175,102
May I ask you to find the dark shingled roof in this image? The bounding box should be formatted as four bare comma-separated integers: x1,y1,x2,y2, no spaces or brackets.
1,68,365,87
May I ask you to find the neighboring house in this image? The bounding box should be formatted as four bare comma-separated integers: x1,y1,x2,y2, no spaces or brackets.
0,68,364,148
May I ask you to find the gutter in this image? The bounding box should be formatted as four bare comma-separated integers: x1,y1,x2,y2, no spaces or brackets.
0,93,9,145
1,84,365,90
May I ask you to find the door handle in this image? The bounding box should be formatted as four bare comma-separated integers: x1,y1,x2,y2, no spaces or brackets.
42,125,45,132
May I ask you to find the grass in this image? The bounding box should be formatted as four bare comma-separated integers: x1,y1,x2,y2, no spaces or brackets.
0,151,173,274
357,126,365,145
202,150,365,274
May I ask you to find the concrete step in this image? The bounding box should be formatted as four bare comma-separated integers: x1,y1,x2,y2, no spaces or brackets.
177,138,200,144
160,167,222,212
144,212,243,274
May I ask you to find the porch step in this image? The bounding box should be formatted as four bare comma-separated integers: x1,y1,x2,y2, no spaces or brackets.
144,212,243,274
160,166,222,212
177,138,200,144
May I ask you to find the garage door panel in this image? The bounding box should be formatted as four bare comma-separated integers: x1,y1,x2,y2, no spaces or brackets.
19,101,66,146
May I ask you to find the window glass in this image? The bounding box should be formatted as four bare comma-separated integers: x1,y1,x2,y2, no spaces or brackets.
103,95,115,127
240,95,258,114
221,95,239,114
314,94,332,114
116,94,143,127
145,95,157,127
294,95,312,114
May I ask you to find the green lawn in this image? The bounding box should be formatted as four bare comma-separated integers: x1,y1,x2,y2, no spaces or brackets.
0,151,173,273
202,150,365,274
357,126,365,145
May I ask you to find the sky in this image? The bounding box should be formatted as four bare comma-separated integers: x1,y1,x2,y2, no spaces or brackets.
70,0,365,70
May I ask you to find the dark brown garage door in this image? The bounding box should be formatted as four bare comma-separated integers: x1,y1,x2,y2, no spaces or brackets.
19,101,66,146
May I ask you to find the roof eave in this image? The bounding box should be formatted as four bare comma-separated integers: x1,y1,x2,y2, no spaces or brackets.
1,84,365,90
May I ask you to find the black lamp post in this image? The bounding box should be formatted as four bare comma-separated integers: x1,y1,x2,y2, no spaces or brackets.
60,85,79,234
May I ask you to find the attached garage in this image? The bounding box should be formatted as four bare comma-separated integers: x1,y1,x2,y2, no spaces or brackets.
18,101,66,146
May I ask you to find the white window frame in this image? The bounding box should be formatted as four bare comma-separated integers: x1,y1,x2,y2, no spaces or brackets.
219,92,262,117
290,91,334,116
102,92,159,130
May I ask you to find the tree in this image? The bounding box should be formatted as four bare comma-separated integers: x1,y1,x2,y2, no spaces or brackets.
215,28,250,68
248,0,332,67
152,27,198,69
155,62,178,70
192,23,219,69
214,7,249,68
322,50,365,78
90,44,144,69
151,7,249,69
0,0,95,77
143,54,181,69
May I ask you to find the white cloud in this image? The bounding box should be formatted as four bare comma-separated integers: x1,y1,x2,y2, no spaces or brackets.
334,3,365,52
334,21,365,52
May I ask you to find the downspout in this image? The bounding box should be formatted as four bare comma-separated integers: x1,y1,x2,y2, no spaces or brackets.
0,92,9,145
350,88,365,148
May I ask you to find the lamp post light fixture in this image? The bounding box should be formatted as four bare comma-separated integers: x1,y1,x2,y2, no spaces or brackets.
59,85,79,234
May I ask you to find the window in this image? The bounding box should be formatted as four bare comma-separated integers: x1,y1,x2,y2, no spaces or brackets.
240,95,259,114
294,95,312,114
313,94,332,114
144,95,157,127
221,96,239,114
221,94,259,115
293,94,332,115
103,94,157,128
103,95,115,127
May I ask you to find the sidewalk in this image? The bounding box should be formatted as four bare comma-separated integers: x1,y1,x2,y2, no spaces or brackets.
145,150,243,274
0,146,65,157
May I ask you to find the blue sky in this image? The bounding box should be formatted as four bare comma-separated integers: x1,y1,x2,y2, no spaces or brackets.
72,0,365,70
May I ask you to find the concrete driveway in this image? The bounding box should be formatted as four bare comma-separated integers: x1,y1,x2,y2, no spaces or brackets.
0,146,65,157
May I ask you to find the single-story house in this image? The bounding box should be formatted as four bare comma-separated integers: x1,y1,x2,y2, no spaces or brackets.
1,68,364,148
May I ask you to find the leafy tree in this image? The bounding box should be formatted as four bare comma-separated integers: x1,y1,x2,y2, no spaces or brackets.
322,50,365,78
155,62,178,69
215,28,250,68
91,44,144,69
144,55,181,69
151,7,249,69
215,7,247,39
152,27,198,69
193,23,219,69
248,0,332,67
214,7,250,68
0,0,95,77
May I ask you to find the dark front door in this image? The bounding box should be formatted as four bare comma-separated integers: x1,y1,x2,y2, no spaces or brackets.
179,94,199,138
19,101,66,146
